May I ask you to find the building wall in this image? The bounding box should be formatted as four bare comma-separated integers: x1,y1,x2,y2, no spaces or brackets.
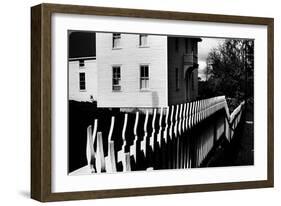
167,37,199,105
68,59,98,102
193,68,198,98
96,33,168,108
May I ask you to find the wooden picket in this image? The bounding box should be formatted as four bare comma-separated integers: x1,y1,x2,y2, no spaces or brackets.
117,113,131,172
105,116,116,173
86,125,95,173
96,132,106,173
130,112,139,166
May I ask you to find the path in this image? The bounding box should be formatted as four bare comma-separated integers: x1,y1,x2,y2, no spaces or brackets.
206,102,254,167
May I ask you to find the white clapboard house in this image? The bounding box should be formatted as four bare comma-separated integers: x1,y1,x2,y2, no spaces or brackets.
69,32,202,107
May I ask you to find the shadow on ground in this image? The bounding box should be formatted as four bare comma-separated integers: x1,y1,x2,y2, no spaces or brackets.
204,102,254,167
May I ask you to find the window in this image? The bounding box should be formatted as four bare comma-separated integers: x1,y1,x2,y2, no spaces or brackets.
112,33,121,48
139,34,148,47
79,60,85,67
175,38,179,52
175,68,179,90
112,66,121,91
140,65,149,89
79,72,86,91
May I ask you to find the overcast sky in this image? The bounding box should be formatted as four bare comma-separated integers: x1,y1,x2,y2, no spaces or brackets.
198,38,225,80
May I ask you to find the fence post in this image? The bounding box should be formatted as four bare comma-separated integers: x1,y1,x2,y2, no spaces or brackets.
149,108,157,152
96,132,106,173
178,104,183,135
154,108,163,169
105,116,116,173
162,106,170,169
180,103,186,168
140,110,149,157
168,105,174,169
117,113,131,172
182,103,186,133
164,107,169,144
188,102,192,129
90,119,98,172
183,102,189,168
86,125,95,173
130,112,139,165
195,101,198,125
174,105,179,138
157,108,163,146
174,105,179,168
185,103,189,130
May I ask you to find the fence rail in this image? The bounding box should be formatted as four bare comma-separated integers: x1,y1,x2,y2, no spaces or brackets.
70,96,245,175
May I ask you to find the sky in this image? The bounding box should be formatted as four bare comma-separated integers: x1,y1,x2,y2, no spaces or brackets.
198,38,225,81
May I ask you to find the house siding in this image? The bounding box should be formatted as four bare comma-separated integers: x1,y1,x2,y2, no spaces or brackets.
168,37,199,105
96,33,168,108
68,59,98,102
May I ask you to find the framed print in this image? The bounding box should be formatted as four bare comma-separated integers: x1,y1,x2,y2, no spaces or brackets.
31,3,274,202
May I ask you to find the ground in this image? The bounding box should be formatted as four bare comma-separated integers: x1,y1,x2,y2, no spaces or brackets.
206,101,254,167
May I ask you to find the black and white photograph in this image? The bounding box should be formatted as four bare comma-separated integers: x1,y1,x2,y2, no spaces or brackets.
67,31,254,175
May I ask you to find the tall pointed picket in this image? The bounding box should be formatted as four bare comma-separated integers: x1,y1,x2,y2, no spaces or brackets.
86,125,95,173
130,112,139,165
105,116,116,173
140,110,149,157
149,109,157,151
117,113,131,172
96,132,106,173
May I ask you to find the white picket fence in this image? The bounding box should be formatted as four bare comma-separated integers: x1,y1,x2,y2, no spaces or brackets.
71,96,245,175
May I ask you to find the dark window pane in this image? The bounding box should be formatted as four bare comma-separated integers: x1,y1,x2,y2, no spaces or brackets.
140,65,149,89
112,66,121,91
145,66,149,77
140,67,144,77
79,73,85,81
79,73,86,90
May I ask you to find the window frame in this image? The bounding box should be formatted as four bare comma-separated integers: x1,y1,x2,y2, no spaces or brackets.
112,33,121,49
79,72,86,91
139,34,148,47
140,64,150,90
112,66,121,91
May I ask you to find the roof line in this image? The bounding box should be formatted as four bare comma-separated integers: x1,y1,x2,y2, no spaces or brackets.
68,56,96,61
